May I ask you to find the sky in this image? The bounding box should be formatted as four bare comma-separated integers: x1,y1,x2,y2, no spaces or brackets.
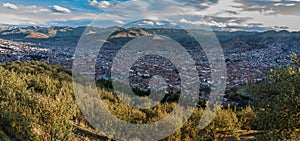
0,0,300,31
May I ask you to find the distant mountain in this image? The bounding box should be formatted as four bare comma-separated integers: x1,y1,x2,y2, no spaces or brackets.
0,26,54,39
1,25,300,52
221,30,300,54
0,26,86,40
110,28,150,38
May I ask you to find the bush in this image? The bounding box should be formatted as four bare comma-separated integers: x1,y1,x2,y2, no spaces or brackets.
0,129,10,141
167,105,243,141
205,105,241,140
237,106,257,131
0,62,78,140
246,54,300,140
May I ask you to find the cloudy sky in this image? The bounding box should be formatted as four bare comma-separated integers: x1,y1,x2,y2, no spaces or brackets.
0,0,299,31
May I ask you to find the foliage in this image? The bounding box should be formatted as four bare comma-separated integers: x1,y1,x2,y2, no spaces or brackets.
1,61,285,141
237,106,257,131
0,129,10,141
0,61,78,140
246,53,300,140
79,81,246,140
205,105,241,141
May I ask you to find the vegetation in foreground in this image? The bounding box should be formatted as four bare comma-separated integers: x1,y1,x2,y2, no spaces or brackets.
0,55,299,141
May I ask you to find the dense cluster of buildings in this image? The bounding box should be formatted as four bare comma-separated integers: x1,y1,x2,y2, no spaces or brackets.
0,39,50,63
0,34,294,93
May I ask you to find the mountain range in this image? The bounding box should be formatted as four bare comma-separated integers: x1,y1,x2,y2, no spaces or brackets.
1,25,299,43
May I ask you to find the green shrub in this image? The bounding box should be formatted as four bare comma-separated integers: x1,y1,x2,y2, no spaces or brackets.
0,62,78,140
246,54,300,140
0,129,10,141
237,106,257,131
205,105,241,140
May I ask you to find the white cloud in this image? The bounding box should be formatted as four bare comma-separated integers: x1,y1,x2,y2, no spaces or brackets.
114,20,125,24
179,18,241,28
39,8,51,12
22,5,51,13
180,18,204,25
273,3,295,6
0,0,300,31
51,5,71,14
0,3,98,26
242,11,300,31
178,0,300,31
3,2,18,10
246,0,280,1
140,20,154,25
200,2,212,7
89,0,111,9
198,0,243,16
0,14,32,25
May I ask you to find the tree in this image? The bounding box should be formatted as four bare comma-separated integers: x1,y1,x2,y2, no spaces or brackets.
246,53,300,140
